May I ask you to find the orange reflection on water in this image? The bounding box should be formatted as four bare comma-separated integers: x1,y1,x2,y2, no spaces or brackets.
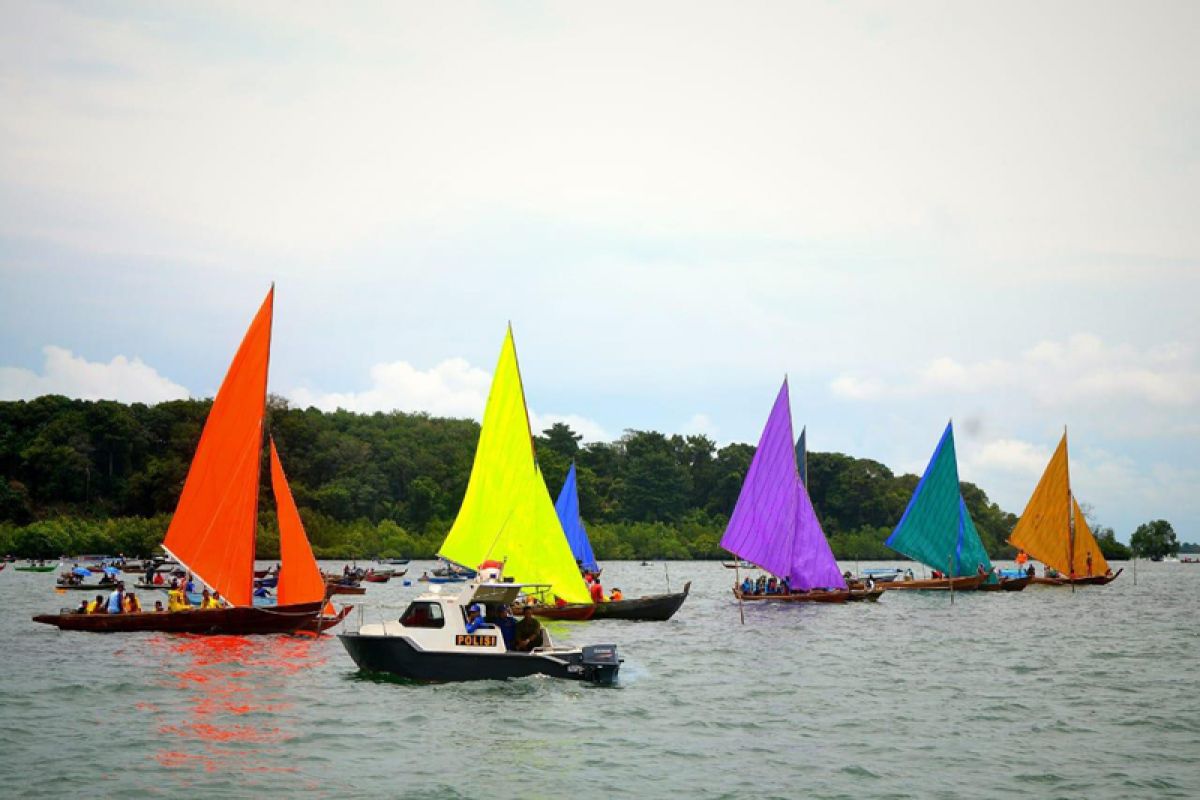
137,633,328,776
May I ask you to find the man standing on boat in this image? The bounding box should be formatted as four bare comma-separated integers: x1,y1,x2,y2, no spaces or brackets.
106,582,125,614
514,606,545,651
589,577,605,603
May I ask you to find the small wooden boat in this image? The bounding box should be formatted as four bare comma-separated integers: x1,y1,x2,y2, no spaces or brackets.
16,565,58,572
377,558,410,566
34,600,331,634
722,560,757,569
879,573,988,591
734,587,849,603
1029,568,1123,587
549,582,692,621
325,582,366,596
978,576,1031,592
364,573,392,584
55,582,117,591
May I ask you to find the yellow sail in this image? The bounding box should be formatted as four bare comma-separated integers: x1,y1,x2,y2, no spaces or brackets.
1008,432,1107,577
1072,496,1109,577
438,327,590,604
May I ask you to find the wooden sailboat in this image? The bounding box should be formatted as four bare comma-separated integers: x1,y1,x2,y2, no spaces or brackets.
34,288,345,634
881,422,996,592
1007,431,1122,586
438,326,592,606
722,380,869,604
551,461,691,621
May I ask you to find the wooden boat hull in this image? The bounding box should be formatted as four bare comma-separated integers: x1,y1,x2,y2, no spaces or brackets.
338,633,619,685
1028,576,1066,586
54,583,117,591
733,588,849,603
1028,568,1123,586
722,561,757,569
16,566,58,572
846,588,884,602
545,582,692,622
978,576,1031,592
878,574,988,591
529,604,597,621
325,582,366,595
364,574,391,583
32,601,328,634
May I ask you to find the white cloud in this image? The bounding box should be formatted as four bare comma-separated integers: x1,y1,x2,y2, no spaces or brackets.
289,358,609,441
0,345,189,403
829,375,885,401
681,413,718,438
288,358,489,418
969,438,1053,477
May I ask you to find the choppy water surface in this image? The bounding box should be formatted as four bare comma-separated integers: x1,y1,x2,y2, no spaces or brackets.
2,560,1198,798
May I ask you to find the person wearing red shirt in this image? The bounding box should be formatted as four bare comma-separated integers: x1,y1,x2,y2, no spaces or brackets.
589,579,604,603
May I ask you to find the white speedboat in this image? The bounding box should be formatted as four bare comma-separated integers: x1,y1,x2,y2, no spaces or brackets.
338,579,620,685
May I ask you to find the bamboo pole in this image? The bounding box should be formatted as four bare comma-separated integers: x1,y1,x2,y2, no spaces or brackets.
734,560,745,625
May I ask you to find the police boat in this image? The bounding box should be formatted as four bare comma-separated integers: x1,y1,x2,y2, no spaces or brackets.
338,577,621,685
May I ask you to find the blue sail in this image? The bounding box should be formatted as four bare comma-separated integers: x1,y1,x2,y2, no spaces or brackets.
796,426,808,489
554,462,598,573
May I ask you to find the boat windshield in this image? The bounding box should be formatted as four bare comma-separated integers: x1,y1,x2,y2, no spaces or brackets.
400,601,445,628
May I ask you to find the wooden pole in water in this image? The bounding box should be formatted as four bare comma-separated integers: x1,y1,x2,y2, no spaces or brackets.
734,559,745,625
948,553,954,606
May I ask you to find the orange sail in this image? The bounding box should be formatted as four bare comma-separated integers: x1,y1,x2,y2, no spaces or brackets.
162,289,273,607
1007,432,1107,577
270,438,332,612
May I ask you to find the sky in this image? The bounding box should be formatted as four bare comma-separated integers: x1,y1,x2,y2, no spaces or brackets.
1,1,1197,541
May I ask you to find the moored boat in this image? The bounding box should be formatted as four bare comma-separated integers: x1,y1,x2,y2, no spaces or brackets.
339,579,619,684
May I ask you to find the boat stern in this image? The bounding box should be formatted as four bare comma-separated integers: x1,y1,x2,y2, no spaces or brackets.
578,643,621,686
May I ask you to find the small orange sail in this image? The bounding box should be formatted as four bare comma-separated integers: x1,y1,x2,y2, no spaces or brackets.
162,288,273,607
1008,432,1107,577
269,438,332,613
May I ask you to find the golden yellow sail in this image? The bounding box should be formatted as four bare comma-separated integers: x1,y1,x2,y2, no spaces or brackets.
438,327,591,603
1008,432,1108,577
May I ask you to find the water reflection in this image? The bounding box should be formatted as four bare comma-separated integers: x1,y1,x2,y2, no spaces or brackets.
140,634,326,776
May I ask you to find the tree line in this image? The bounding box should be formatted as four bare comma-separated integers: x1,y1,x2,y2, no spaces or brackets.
0,395,1135,561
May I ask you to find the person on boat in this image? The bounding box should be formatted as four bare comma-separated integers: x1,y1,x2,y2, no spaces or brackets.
609,587,623,602
209,590,226,609
740,577,753,595
589,577,605,603
977,563,987,577
1016,550,1029,566
1026,564,1036,578
106,583,125,614
780,576,791,595
253,583,272,599
496,605,517,650
154,600,165,612
75,599,89,614
152,571,164,586
124,592,142,613
167,586,190,612
931,569,943,579
87,594,106,613
185,574,196,593
200,588,214,608
464,604,492,634
514,606,545,652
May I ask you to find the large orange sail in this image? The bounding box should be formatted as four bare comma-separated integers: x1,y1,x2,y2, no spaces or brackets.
1008,433,1107,577
270,438,332,612
162,289,273,607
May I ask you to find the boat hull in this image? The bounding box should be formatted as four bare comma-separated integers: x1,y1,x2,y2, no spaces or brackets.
16,566,58,572
529,604,596,621
32,601,327,634
338,633,619,685
1028,568,1123,586
546,582,692,622
733,588,849,603
325,583,366,595
878,574,988,591
978,576,1031,592
846,588,884,602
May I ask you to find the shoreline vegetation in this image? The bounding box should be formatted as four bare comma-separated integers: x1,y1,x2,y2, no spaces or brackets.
0,395,1137,561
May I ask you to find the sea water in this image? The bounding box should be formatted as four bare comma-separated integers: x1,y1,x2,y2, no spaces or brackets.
1,560,1198,799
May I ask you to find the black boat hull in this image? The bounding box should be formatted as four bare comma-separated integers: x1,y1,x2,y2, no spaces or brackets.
558,581,692,622
338,633,619,685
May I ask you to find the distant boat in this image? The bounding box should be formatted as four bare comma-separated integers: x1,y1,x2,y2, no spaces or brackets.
721,379,873,604
1007,431,1122,586
721,560,757,570
881,422,994,592
34,288,347,634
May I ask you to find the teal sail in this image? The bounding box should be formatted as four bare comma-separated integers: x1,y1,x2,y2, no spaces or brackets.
554,462,598,573
885,422,992,577
795,426,808,489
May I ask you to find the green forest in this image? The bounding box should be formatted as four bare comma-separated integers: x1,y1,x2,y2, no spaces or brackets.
0,395,1132,561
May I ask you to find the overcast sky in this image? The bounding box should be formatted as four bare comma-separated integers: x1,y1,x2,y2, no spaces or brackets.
1,1,1197,540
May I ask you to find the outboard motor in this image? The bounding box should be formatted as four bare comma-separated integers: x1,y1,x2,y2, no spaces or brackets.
581,644,621,686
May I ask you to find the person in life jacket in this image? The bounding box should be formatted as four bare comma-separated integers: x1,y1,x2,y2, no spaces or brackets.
589,578,605,603
609,588,624,602
167,586,190,612
87,594,106,613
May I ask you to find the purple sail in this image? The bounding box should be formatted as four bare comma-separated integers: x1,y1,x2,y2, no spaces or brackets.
720,378,845,590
